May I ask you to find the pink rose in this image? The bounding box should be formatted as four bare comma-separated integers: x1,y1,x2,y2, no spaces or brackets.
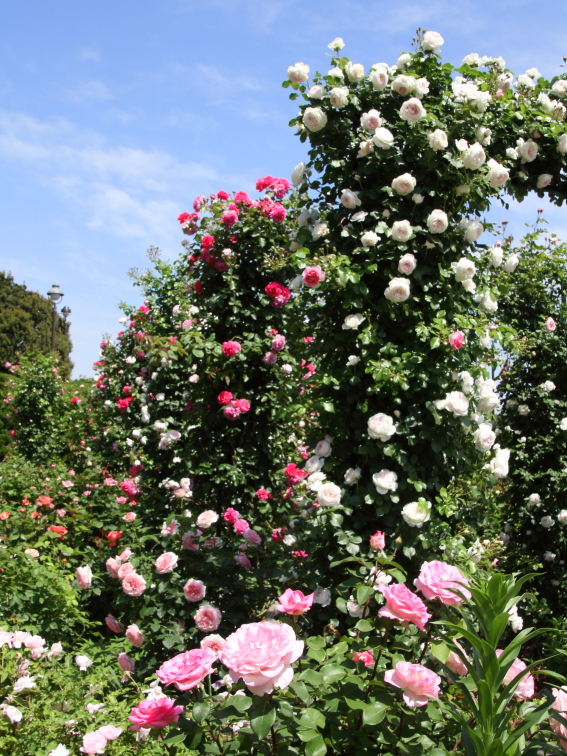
194,605,222,632
234,552,251,569
118,562,134,579
122,573,147,597
276,588,314,616
243,529,262,545
119,548,132,561
105,615,124,633
50,641,63,656
234,518,249,534
302,265,326,288
223,405,241,420
223,507,240,523
125,624,145,647
221,341,242,357
378,583,431,631
183,578,206,602
196,510,218,529
446,641,469,677
200,634,225,659
370,530,385,550
128,697,184,730
193,195,206,212
80,731,108,754
182,532,200,552
263,351,277,364
353,650,374,667
118,652,135,673
157,648,216,691
97,725,122,741
161,519,179,536
221,621,304,696
550,688,567,749
271,334,286,351
123,512,136,522
221,210,239,226
449,331,465,350
234,398,250,413
155,552,178,574
76,566,93,589
545,317,557,332
414,560,471,606
496,650,535,700
384,661,441,706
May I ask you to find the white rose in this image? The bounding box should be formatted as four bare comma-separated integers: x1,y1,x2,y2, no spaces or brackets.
370,64,389,91
283,534,296,546
462,279,476,293
541,516,555,528
347,597,364,617
398,253,416,275
344,467,361,485
462,53,480,66
558,510,567,523
415,77,430,98
488,246,503,267
307,472,326,491
392,75,416,96
311,222,329,240
544,551,556,561
197,510,219,529
506,147,519,159
313,587,331,606
526,67,540,78
391,173,416,195
329,87,349,108
552,80,567,97
475,125,492,145
471,91,492,112
367,567,392,589
478,293,498,314
427,209,449,234
422,31,444,51
367,413,397,442
463,219,484,243
518,139,538,163
516,73,535,89
385,277,411,303
391,220,412,242
497,73,513,90
518,404,530,415
455,139,469,152
328,66,344,79
412,194,424,204
357,139,375,157
558,134,567,155
541,380,556,392
463,142,486,170
428,129,448,150
399,98,426,124
453,257,476,281
315,439,332,457
402,500,431,528
372,469,398,495
347,355,360,366
538,92,553,113
397,53,411,69
528,493,540,505
489,448,510,479
361,230,379,247
303,107,327,132
342,313,366,330
345,61,365,82
460,371,474,394
307,85,324,100
304,455,324,473
477,392,499,414
317,482,342,506
444,391,469,417
328,37,345,51
486,159,509,188
473,423,496,451
341,189,362,209
288,62,310,83
360,109,381,131
502,252,519,273
537,173,553,188
456,184,471,195
560,419,567,431
373,127,394,149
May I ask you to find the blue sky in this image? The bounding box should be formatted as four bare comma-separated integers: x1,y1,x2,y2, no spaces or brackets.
1,0,566,376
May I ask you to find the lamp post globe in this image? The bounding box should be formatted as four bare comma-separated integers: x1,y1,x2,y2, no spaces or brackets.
47,284,65,351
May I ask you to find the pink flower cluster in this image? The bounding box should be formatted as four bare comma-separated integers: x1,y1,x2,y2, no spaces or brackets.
284,463,308,486
217,392,251,420
80,725,122,754
221,340,242,357
255,175,291,199
265,282,291,308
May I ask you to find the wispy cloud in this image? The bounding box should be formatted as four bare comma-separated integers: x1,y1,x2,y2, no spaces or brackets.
78,47,101,62
64,80,115,103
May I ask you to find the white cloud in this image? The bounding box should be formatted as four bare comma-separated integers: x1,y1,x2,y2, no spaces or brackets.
64,80,115,103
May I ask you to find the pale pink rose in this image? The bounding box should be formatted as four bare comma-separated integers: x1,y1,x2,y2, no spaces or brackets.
353,650,374,667
370,530,386,550
161,519,179,536
263,351,277,364
550,688,567,750
125,624,145,648
271,334,286,351
119,548,132,562
155,552,178,574
50,641,63,656
25,634,45,651
446,640,469,677
76,566,93,589
449,331,465,350
118,652,135,673
200,634,226,659
80,731,107,754
12,631,31,648
194,605,222,632
24,548,39,558
123,512,136,522
234,518,249,534
378,583,431,630
128,697,184,730
221,621,304,695
276,588,314,616
414,560,471,606
105,615,124,633
398,253,416,275
157,649,216,690
302,266,326,288
384,661,441,706
122,573,147,597
182,532,200,552
118,562,134,579
97,725,122,741
196,510,218,529
399,98,426,123
243,529,262,545
234,552,251,569
183,579,206,602
545,317,557,332
496,650,535,700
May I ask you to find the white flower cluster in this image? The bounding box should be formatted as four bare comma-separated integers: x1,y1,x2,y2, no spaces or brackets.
304,437,343,507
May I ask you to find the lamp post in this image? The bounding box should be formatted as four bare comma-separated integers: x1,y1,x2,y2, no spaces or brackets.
47,284,64,351
61,305,71,335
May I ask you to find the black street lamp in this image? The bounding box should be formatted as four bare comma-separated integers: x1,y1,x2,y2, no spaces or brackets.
47,283,64,351
61,305,72,335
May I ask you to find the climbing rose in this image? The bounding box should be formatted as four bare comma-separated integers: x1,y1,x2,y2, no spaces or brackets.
154,552,178,574
122,573,146,597
183,579,206,602
449,331,465,349
105,615,124,633
221,621,303,696
128,697,184,730
414,560,471,605
125,625,145,647
80,731,108,754
378,583,431,630
276,588,314,615
545,317,557,332
223,507,240,523
200,634,226,659
157,649,216,691
353,650,374,667
264,282,291,307
385,661,441,707
302,266,326,287
194,605,222,632
370,531,386,550
221,341,241,357
76,566,93,589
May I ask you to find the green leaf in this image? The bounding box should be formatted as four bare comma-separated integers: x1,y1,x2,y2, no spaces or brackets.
250,704,276,740
431,642,451,664
305,733,328,756
320,663,346,684
164,732,187,745
430,337,441,349
192,701,210,723
355,619,373,632
291,680,311,702
363,701,388,725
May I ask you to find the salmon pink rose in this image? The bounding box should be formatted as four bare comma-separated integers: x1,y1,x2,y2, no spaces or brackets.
80,731,107,754
183,578,206,602
157,648,216,691
125,624,145,647
128,697,184,730
195,605,222,632
105,615,124,633
154,552,178,574
221,621,304,696
122,573,146,597
385,661,441,706
414,560,471,605
378,583,431,630
200,634,225,658
353,650,374,667
276,588,314,616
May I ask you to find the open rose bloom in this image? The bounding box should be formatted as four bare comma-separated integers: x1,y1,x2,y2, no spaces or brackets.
129,697,184,730
385,661,441,706
221,621,303,695
157,648,216,690
414,560,471,606
276,588,314,615
378,583,431,630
